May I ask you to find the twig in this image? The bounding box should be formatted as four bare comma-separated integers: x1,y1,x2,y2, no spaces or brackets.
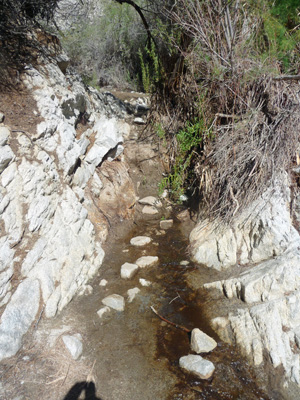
273,75,300,81
169,295,180,304
86,359,96,382
46,376,65,385
61,363,71,386
150,306,190,333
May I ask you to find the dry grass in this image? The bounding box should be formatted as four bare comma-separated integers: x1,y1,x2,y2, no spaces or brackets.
199,78,300,221
0,328,95,400
150,0,300,221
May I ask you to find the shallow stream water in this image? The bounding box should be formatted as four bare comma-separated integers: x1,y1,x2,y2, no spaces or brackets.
55,213,271,400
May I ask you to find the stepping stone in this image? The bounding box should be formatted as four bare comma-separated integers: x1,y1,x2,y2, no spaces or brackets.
160,219,173,230
139,196,162,208
130,236,152,247
62,334,83,360
121,262,139,279
179,355,215,379
142,205,159,215
139,278,151,287
135,256,159,268
97,306,111,319
102,294,125,311
127,287,140,302
191,328,217,354
99,279,108,287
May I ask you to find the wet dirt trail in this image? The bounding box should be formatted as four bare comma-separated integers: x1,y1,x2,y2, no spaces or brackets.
52,212,271,400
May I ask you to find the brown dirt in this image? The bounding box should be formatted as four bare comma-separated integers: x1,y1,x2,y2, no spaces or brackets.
0,89,43,135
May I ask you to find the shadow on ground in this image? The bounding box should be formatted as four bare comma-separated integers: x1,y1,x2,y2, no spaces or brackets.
63,381,102,400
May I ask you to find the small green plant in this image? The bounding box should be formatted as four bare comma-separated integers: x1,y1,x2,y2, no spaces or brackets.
138,48,151,92
138,39,163,92
159,111,212,202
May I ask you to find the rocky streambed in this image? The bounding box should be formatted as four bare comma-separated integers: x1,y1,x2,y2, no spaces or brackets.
0,196,273,400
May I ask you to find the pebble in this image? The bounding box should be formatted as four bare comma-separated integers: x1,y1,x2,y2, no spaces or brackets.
102,294,125,311
127,287,140,302
179,354,215,379
191,328,217,353
180,260,189,266
139,278,151,287
130,236,152,247
121,262,139,279
135,256,159,268
134,117,146,125
142,205,159,215
99,279,108,287
160,219,173,230
62,334,83,360
97,306,111,319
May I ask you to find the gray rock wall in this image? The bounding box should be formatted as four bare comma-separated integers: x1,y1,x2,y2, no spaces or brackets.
0,56,135,361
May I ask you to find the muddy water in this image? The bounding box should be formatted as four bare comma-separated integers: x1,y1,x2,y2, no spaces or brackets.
54,213,271,400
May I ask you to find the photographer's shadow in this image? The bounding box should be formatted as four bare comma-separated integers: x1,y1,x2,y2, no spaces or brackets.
63,381,102,400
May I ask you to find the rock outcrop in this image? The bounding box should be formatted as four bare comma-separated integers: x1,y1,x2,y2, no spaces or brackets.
0,53,136,360
190,179,300,389
190,181,299,270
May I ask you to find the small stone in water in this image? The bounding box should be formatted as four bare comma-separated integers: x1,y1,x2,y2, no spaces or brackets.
191,328,217,354
142,205,159,215
102,294,125,311
160,219,173,230
139,196,162,207
136,256,159,268
179,355,215,379
130,236,152,247
97,306,111,319
127,287,140,302
139,278,151,287
121,262,139,279
99,279,108,287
